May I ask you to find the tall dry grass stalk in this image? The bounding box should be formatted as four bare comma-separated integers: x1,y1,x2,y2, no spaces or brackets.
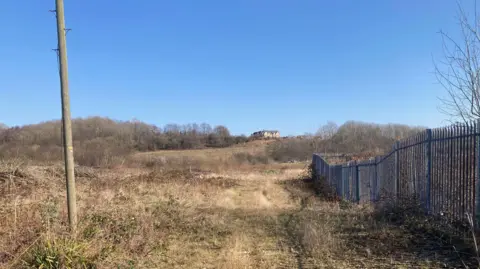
2,147,480,268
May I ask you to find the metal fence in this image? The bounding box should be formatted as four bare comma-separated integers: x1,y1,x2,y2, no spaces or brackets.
312,121,480,226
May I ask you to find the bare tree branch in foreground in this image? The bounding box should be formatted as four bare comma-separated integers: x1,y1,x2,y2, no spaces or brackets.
436,1,480,123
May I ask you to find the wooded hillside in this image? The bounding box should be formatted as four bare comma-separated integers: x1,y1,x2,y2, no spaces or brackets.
267,121,426,162
0,118,426,166
0,117,247,166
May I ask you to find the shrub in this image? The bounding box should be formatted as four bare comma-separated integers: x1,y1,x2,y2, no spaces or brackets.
233,152,270,165
21,235,96,269
266,138,316,162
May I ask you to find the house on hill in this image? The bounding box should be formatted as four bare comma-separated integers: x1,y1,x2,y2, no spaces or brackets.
251,130,280,139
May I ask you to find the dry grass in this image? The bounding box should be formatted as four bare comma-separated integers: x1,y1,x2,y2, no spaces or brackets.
1,146,479,268
131,140,276,173
136,140,271,160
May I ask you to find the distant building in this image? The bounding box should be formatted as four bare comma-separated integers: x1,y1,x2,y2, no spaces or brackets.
251,130,280,139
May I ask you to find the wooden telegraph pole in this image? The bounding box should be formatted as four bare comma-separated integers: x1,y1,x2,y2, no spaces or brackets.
54,0,77,232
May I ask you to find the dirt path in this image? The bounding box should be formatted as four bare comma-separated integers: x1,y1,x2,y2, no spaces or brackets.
121,167,315,268
198,168,316,269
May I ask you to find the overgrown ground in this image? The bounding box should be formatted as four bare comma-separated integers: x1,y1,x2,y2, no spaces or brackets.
1,146,479,268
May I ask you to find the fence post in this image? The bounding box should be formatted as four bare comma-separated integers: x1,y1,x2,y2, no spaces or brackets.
426,129,432,213
327,162,330,183
346,162,351,200
318,156,323,177
356,162,360,203
337,165,342,198
476,121,480,229
395,141,400,199
373,157,378,202
370,160,374,202
341,165,345,199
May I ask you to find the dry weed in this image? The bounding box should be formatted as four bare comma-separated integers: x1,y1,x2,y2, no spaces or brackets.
2,150,480,268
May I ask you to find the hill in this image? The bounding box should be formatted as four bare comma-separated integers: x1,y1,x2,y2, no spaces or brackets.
0,117,248,166
266,121,426,162
0,117,426,167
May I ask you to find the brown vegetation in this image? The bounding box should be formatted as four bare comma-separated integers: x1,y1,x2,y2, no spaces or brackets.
267,121,425,162
0,117,248,167
1,147,479,268
0,118,425,169
1,118,474,268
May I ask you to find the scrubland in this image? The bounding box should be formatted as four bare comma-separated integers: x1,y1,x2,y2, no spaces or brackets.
0,141,478,268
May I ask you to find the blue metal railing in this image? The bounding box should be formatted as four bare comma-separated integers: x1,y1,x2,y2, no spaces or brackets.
312,121,480,227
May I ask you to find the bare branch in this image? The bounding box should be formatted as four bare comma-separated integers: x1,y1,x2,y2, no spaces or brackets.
436,0,480,122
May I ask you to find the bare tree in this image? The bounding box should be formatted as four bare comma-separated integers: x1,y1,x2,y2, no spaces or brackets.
436,1,480,123
200,123,213,134
316,121,338,139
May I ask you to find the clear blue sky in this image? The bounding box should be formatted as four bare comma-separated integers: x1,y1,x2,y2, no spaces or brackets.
0,0,467,135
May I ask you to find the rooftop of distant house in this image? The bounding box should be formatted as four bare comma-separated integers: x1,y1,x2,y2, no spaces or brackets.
254,130,279,133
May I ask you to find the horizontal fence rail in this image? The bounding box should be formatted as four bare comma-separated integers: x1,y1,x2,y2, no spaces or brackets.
312,121,480,228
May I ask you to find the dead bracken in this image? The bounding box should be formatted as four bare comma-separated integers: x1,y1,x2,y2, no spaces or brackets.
1,143,479,268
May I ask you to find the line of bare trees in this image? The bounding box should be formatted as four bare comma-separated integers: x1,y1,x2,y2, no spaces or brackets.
0,118,426,165
267,121,425,162
0,117,247,166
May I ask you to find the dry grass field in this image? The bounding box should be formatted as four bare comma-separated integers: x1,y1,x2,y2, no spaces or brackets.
132,140,277,172
1,142,478,268
138,140,271,158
